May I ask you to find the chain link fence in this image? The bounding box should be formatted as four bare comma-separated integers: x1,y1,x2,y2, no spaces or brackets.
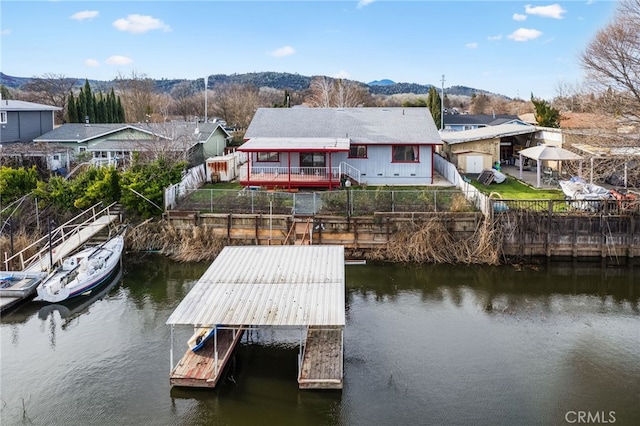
174,188,472,215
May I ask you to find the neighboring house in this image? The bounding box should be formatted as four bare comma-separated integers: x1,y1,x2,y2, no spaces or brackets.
239,107,443,190
0,98,61,144
443,114,525,132
33,122,231,172
440,123,537,173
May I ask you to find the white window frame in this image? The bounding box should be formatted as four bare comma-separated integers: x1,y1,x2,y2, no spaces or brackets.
0,111,7,124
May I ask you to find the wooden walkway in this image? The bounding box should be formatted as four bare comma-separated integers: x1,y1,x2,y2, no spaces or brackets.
170,328,244,388
298,326,343,389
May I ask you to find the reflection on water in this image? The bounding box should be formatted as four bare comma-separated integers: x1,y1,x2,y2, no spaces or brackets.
1,255,639,426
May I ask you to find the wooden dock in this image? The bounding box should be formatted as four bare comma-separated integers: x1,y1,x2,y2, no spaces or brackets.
170,328,244,388
298,326,343,390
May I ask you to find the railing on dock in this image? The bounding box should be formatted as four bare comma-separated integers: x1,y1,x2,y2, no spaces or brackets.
2,202,119,272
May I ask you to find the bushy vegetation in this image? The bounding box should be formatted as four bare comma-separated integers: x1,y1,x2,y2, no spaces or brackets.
3,158,187,221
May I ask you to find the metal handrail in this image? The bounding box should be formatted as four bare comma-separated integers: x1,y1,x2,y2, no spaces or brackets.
3,202,118,271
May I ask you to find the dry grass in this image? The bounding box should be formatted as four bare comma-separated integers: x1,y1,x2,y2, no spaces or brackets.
0,230,41,270
367,216,502,265
126,219,225,262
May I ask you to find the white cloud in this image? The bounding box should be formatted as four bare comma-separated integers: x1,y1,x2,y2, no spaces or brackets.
1,29,11,36
508,28,543,42
84,59,100,67
513,13,527,21
106,55,133,65
268,46,295,58
524,4,566,19
488,34,502,41
112,15,171,34
357,0,375,9
333,70,351,79
70,10,99,21
466,42,478,49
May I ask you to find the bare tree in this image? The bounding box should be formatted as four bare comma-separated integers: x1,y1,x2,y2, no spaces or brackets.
115,71,156,123
170,81,199,121
20,73,76,123
210,83,262,129
306,76,334,107
580,0,640,122
333,79,368,107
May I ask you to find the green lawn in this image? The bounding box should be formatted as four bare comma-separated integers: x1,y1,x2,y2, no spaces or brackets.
470,176,565,200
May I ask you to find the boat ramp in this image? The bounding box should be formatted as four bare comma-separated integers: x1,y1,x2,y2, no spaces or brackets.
166,245,346,390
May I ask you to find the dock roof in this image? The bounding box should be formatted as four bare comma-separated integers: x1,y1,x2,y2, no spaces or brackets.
166,245,346,327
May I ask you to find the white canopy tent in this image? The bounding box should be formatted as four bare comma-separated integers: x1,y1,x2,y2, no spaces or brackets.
518,145,584,187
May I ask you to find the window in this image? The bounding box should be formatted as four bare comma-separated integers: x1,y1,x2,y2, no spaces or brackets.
349,145,367,158
300,152,326,167
79,147,87,153
257,152,279,162
392,145,419,162
0,111,6,124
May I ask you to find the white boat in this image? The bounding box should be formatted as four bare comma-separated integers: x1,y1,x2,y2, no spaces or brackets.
36,234,125,303
187,326,217,352
0,271,48,298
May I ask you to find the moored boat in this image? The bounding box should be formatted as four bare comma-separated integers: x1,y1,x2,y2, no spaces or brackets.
187,326,217,352
36,233,125,303
0,271,48,298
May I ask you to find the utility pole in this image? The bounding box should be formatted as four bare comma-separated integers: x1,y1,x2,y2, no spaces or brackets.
441,74,445,130
204,76,208,123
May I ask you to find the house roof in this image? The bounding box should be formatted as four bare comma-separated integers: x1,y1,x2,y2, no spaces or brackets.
239,137,350,152
34,122,225,144
244,107,442,145
166,245,346,327
0,99,62,112
441,123,536,145
443,114,520,126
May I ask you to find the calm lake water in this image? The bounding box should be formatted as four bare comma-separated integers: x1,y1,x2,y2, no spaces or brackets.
1,254,639,426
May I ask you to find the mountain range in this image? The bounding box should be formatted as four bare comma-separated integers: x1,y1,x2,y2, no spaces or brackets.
0,71,501,98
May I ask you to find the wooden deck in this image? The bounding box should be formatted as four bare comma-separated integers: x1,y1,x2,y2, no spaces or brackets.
298,326,343,390
170,328,244,388
239,171,340,190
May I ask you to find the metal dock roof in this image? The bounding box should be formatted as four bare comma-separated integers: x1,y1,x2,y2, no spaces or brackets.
166,245,346,327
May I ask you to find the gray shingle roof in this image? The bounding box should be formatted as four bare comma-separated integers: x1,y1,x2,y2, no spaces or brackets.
0,99,62,111
244,107,442,145
441,123,536,145
34,122,225,143
443,114,520,126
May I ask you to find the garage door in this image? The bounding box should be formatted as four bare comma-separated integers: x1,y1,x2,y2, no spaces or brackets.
466,156,484,173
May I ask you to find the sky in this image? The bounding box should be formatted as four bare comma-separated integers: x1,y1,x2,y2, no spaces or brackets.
0,0,621,100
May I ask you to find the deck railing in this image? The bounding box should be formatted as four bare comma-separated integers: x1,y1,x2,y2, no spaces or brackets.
339,162,361,184
240,166,341,181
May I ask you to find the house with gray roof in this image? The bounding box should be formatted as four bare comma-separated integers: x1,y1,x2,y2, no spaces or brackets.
0,98,61,144
443,114,526,132
240,107,443,190
33,122,231,172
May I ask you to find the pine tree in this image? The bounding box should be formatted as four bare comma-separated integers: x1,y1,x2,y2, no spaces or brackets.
531,94,561,128
67,92,78,123
83,79,95,123
427,86,442,129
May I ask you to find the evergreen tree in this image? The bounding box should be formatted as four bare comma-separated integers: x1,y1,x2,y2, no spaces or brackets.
116,97,125,122
427,86,442,129
77,89,87,123
67,92,78,123
83,79,95,123
531,93,561,128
